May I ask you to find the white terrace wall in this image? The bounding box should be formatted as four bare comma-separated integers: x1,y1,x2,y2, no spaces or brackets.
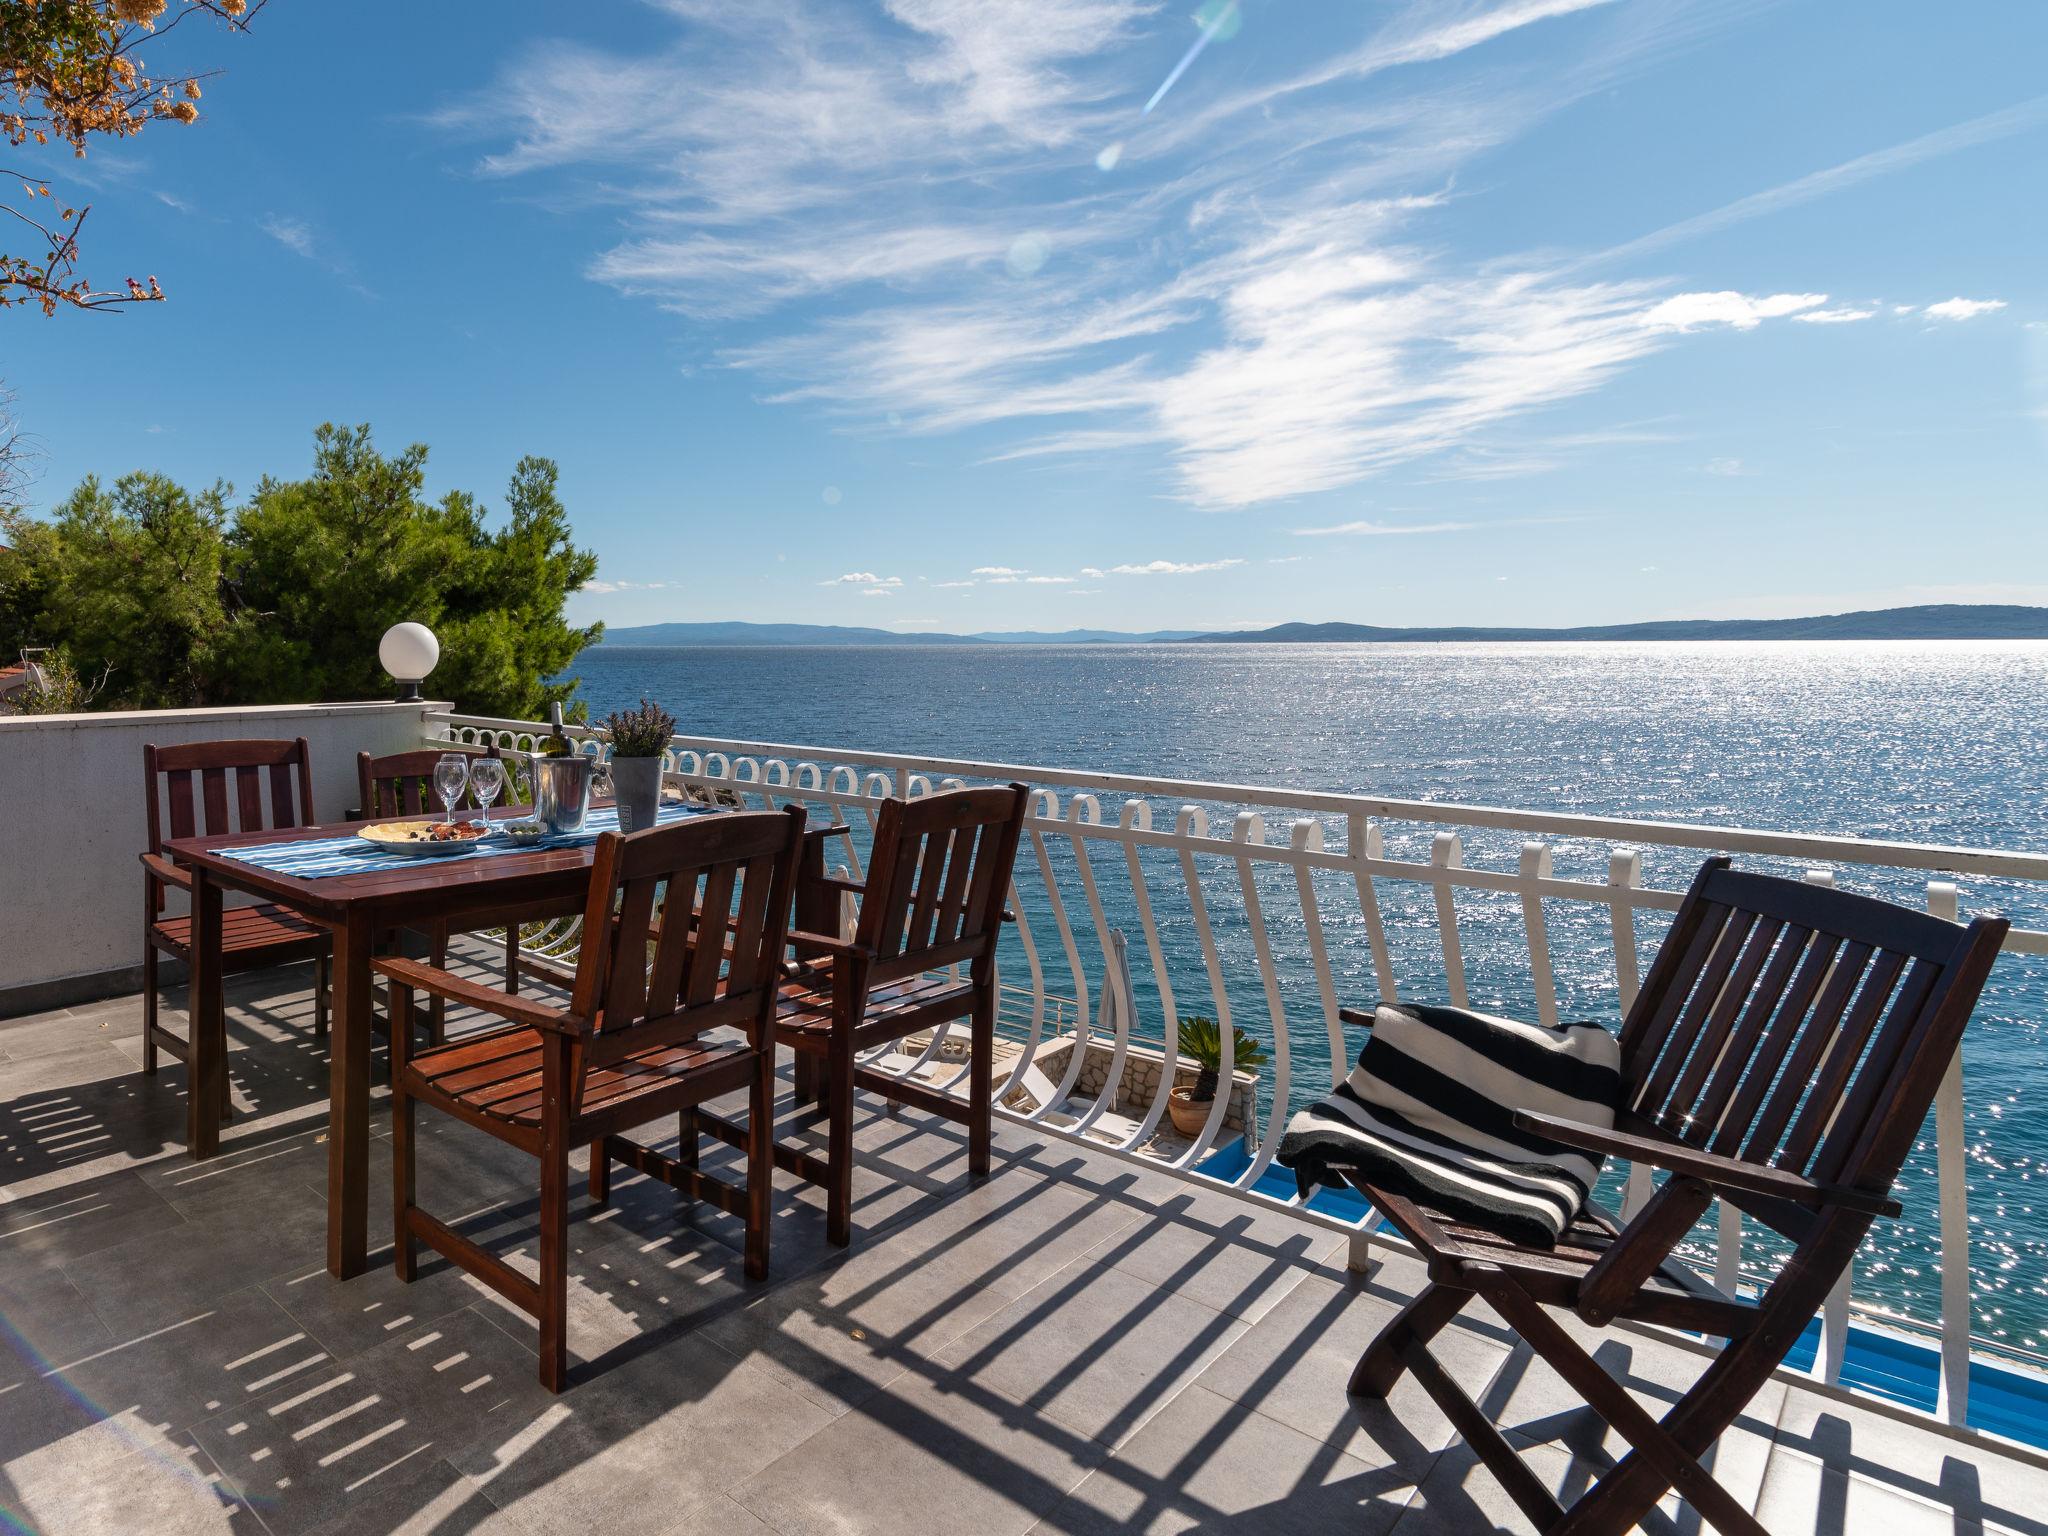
0,700,440,1014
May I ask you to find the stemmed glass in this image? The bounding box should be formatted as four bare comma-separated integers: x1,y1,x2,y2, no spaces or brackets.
468,755,507,820
433,753,470,825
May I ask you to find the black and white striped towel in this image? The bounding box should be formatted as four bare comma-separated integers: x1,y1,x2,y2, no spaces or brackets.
1277,1003,1621,1247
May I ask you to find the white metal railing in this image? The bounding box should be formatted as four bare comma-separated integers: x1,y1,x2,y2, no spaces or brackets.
428,711,2048,1433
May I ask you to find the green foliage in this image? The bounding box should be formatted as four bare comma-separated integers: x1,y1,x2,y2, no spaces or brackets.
0,423,602,716
1,471,229,707
12,644,107,713
1175,1014,1269,1102
603,697,675,757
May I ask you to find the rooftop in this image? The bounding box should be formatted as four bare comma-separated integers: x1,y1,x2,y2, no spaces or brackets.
4,945,2042,1536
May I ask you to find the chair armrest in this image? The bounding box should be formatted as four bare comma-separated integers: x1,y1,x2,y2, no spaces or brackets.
141,851,192,892
1514,1110,1901,1218
372,954,590,1037
1338,1005,1377,1029
785,929,873,960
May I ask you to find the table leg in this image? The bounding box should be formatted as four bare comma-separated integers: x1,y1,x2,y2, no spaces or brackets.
187,869,224,1159
326,909,374,1278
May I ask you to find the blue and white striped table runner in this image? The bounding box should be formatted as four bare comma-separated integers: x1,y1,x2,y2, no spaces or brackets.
215,804,714,880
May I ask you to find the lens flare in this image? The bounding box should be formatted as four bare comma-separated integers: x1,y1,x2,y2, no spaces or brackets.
1095,141,1124,172
1005,233,1051,277
1143,0,1240,116
821,485,842,506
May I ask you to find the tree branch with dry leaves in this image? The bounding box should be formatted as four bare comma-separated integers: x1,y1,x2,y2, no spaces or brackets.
2,0,263,315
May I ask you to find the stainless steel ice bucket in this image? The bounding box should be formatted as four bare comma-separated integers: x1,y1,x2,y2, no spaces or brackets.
532,754,595,834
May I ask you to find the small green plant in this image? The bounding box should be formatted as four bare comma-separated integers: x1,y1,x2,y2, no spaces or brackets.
602,697,676,758
1176,1014,1270,1101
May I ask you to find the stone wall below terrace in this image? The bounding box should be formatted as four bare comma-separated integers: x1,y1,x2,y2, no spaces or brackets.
1032,1033,1260,1138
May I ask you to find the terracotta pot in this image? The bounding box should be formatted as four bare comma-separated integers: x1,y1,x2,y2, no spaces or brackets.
1167,1085,1215,1137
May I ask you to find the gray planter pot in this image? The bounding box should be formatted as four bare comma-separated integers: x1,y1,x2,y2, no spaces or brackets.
611,755,664,834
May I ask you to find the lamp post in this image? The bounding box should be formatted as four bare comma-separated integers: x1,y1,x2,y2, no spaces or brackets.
378,622,439,704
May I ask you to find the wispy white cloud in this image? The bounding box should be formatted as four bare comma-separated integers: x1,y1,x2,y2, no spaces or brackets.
1793,306,1875,324
971,566,1028,576
1025,574,1075,583
822,571,903,586
1925,296,2007,321
933,578,978,588
1702,457,1744,477
261,215,318,259
1294,517,1476,537
861,586,895,597
1292,512,1586,536
1109,557,1244,575
1641,291,1827,332
437,1,1905,510
583,578,676,595
1078,566,1104,578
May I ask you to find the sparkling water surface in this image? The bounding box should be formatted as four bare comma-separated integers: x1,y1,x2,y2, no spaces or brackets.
564,641,2048,1353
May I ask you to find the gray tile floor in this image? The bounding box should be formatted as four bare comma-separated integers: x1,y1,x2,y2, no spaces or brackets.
2,957,2046,1535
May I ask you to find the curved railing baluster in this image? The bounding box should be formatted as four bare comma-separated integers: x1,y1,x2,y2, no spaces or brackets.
1233,812,1296,1192
1117,799,1182,1151
1292,819,1346,1093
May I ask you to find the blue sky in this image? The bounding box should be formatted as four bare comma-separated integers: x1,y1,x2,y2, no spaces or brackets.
8,0,2047,633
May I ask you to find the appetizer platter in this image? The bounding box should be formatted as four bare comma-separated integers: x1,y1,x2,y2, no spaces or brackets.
356,819,495,858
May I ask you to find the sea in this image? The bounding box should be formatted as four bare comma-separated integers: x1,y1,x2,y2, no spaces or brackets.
564,640,2048,1353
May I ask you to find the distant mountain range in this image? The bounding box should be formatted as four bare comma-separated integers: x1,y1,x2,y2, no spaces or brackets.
598,621,1204,646
1182,604,2048,643
594,605,2048,648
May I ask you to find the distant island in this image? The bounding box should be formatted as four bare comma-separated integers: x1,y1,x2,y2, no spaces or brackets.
594,605,2048,648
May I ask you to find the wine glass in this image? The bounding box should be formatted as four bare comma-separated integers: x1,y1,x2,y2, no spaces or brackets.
433,753,470,825
469,755,507,818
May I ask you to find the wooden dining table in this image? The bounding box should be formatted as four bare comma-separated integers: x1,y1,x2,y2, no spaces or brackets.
165,803,851,1279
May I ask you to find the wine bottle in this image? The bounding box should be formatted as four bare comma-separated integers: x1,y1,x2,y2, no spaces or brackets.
542,702,574,758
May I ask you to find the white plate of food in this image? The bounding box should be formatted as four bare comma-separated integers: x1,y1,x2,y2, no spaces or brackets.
356,819,495,858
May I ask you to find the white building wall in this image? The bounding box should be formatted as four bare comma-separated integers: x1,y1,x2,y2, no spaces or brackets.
0,700,440,1011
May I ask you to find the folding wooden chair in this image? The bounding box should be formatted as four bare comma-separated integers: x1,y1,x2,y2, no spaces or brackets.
1344,856,2008,1535
376,805,806,1391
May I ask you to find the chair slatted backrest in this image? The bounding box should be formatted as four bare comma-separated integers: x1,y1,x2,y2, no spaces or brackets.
853,784,1031,986
358,746,511,819
145,738,316,911
1620,858,2007,1227
568,806,806,1079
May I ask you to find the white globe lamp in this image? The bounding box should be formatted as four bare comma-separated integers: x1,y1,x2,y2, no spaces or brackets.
378,622,440,703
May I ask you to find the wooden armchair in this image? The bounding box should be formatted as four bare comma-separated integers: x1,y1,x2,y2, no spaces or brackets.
357,746,525,1041
738,782,1030,1247
375,805,806,1391
142,738,333,1128
1343,856,2009,1536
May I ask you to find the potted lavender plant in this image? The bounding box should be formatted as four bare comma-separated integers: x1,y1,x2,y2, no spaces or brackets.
603,698,675,833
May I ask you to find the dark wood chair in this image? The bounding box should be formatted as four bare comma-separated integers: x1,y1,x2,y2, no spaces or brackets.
375,805,807,1392
142,738,334,1126
1343,856,2009,1536
748,782,1030,1247
358,746,523,1041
